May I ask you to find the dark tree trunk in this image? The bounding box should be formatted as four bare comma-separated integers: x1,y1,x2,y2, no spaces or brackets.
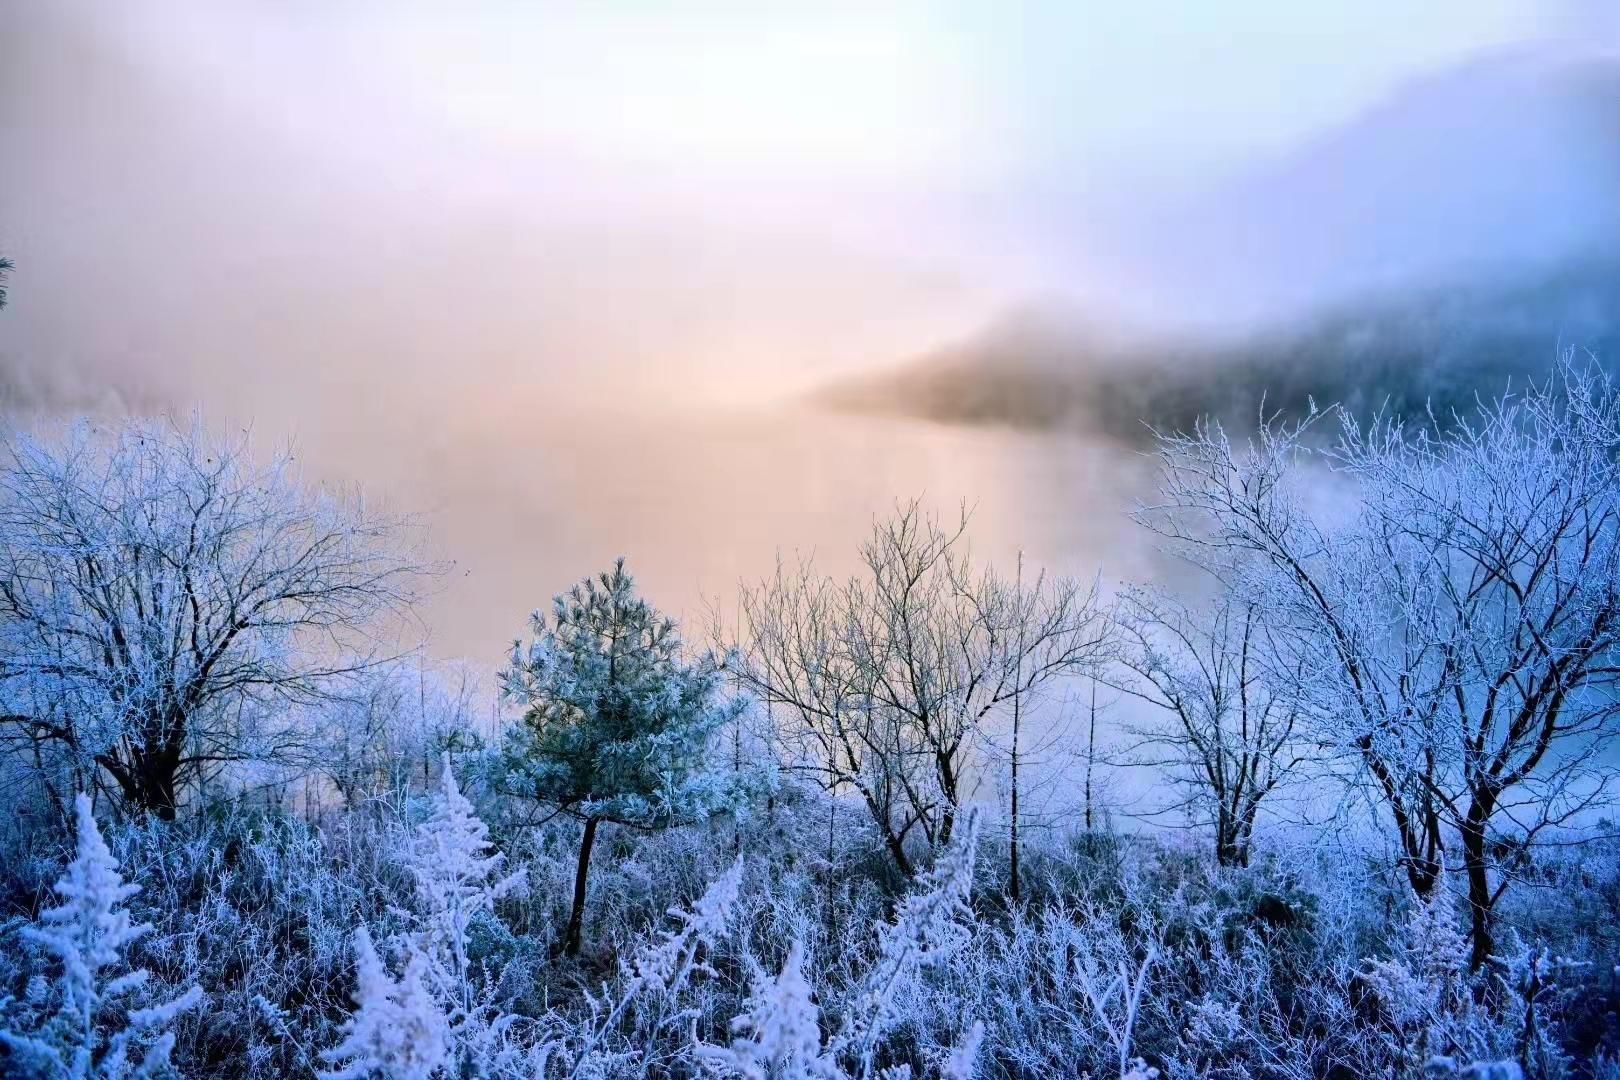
137,746,181,822
99,739,182,822
560,816,599,958
883,826,915,879
1215,803,1238,867
1392,798,1443,900
1462,790,1497,971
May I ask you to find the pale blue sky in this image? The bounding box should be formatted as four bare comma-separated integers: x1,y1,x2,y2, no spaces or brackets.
321,0,1554,190
4,0,1614,402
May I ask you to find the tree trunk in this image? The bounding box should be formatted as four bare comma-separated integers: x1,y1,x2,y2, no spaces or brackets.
1215,803,1238,867
883,826,915,878
1461,790,1497,971
99,742,182,822
1009,737,1020,905
1085,681,1097,832
138,748,181,822
1009,549,1023,905
560,816,599,958
1235,802,1259,868
1390,796,1443,900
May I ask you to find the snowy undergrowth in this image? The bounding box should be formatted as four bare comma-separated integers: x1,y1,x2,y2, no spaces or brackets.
2,784,1617,1079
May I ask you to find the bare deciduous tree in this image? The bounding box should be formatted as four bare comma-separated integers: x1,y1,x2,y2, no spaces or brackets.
0,420,431,821
1112,583,1305,866
726,502,1106,876
1142,364,1620,966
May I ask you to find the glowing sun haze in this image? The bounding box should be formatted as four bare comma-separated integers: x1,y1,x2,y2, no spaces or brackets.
1,0,1615,661
1,0,1599,415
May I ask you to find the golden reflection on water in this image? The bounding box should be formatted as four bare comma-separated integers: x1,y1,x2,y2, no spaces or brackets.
349,402,1163,666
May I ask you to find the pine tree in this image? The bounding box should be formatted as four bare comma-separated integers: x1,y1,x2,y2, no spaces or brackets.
0,793,202,1079
499,559,744,956
320,927,449,1080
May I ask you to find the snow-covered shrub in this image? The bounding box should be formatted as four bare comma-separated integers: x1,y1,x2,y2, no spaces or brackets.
1356,881,1530,1076
0,794,202,1078
628,856,743,994
556,857,746,1076
359,755,550,1079
697,939,844,1080
693,807,984,1080
319,926,449,1080
402,756,526,1018
844,808,981,1075
102,803,404,1079
2,748,1616,1078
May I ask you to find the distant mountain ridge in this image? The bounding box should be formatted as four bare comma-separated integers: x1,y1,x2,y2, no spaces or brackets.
823,46,1620,441
819,259,1620,441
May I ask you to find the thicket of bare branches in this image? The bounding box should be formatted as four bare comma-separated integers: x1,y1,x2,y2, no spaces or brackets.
1141,363,1620,967
0,420,433,822
725,502,1107,875
1111,583,1307,866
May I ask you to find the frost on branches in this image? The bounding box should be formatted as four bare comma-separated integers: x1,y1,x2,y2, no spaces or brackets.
848,806,981,1072
499,558,748,956
1359,881,1521,1075
0,421,427,822
0,794,202,1079
326,756,536,1078
629,857,743,994
699,940,843,1080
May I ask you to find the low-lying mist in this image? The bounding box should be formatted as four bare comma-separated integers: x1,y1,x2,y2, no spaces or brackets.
821,258,1620,442
4,3,1618,668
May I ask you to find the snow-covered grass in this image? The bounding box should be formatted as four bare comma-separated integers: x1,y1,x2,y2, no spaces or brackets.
2,772,1616,1078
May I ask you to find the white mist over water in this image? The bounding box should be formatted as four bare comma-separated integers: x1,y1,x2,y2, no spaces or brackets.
2,0,1613,674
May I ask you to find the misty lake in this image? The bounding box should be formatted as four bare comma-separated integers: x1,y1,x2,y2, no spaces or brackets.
343,404,1164,668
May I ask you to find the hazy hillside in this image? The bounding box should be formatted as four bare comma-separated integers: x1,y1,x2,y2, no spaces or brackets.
820,259,1620,440
824,45,1620,440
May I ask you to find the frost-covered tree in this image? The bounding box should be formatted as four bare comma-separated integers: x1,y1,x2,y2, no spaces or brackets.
0,254,13,309
1113,583,1305,866
0,420,429,820
0,793,202,1078
499,559,744,956
730,504,1105,875
320,927,448,1080
1143,363,1620,966
315,662,485,810
403,756,525,1021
